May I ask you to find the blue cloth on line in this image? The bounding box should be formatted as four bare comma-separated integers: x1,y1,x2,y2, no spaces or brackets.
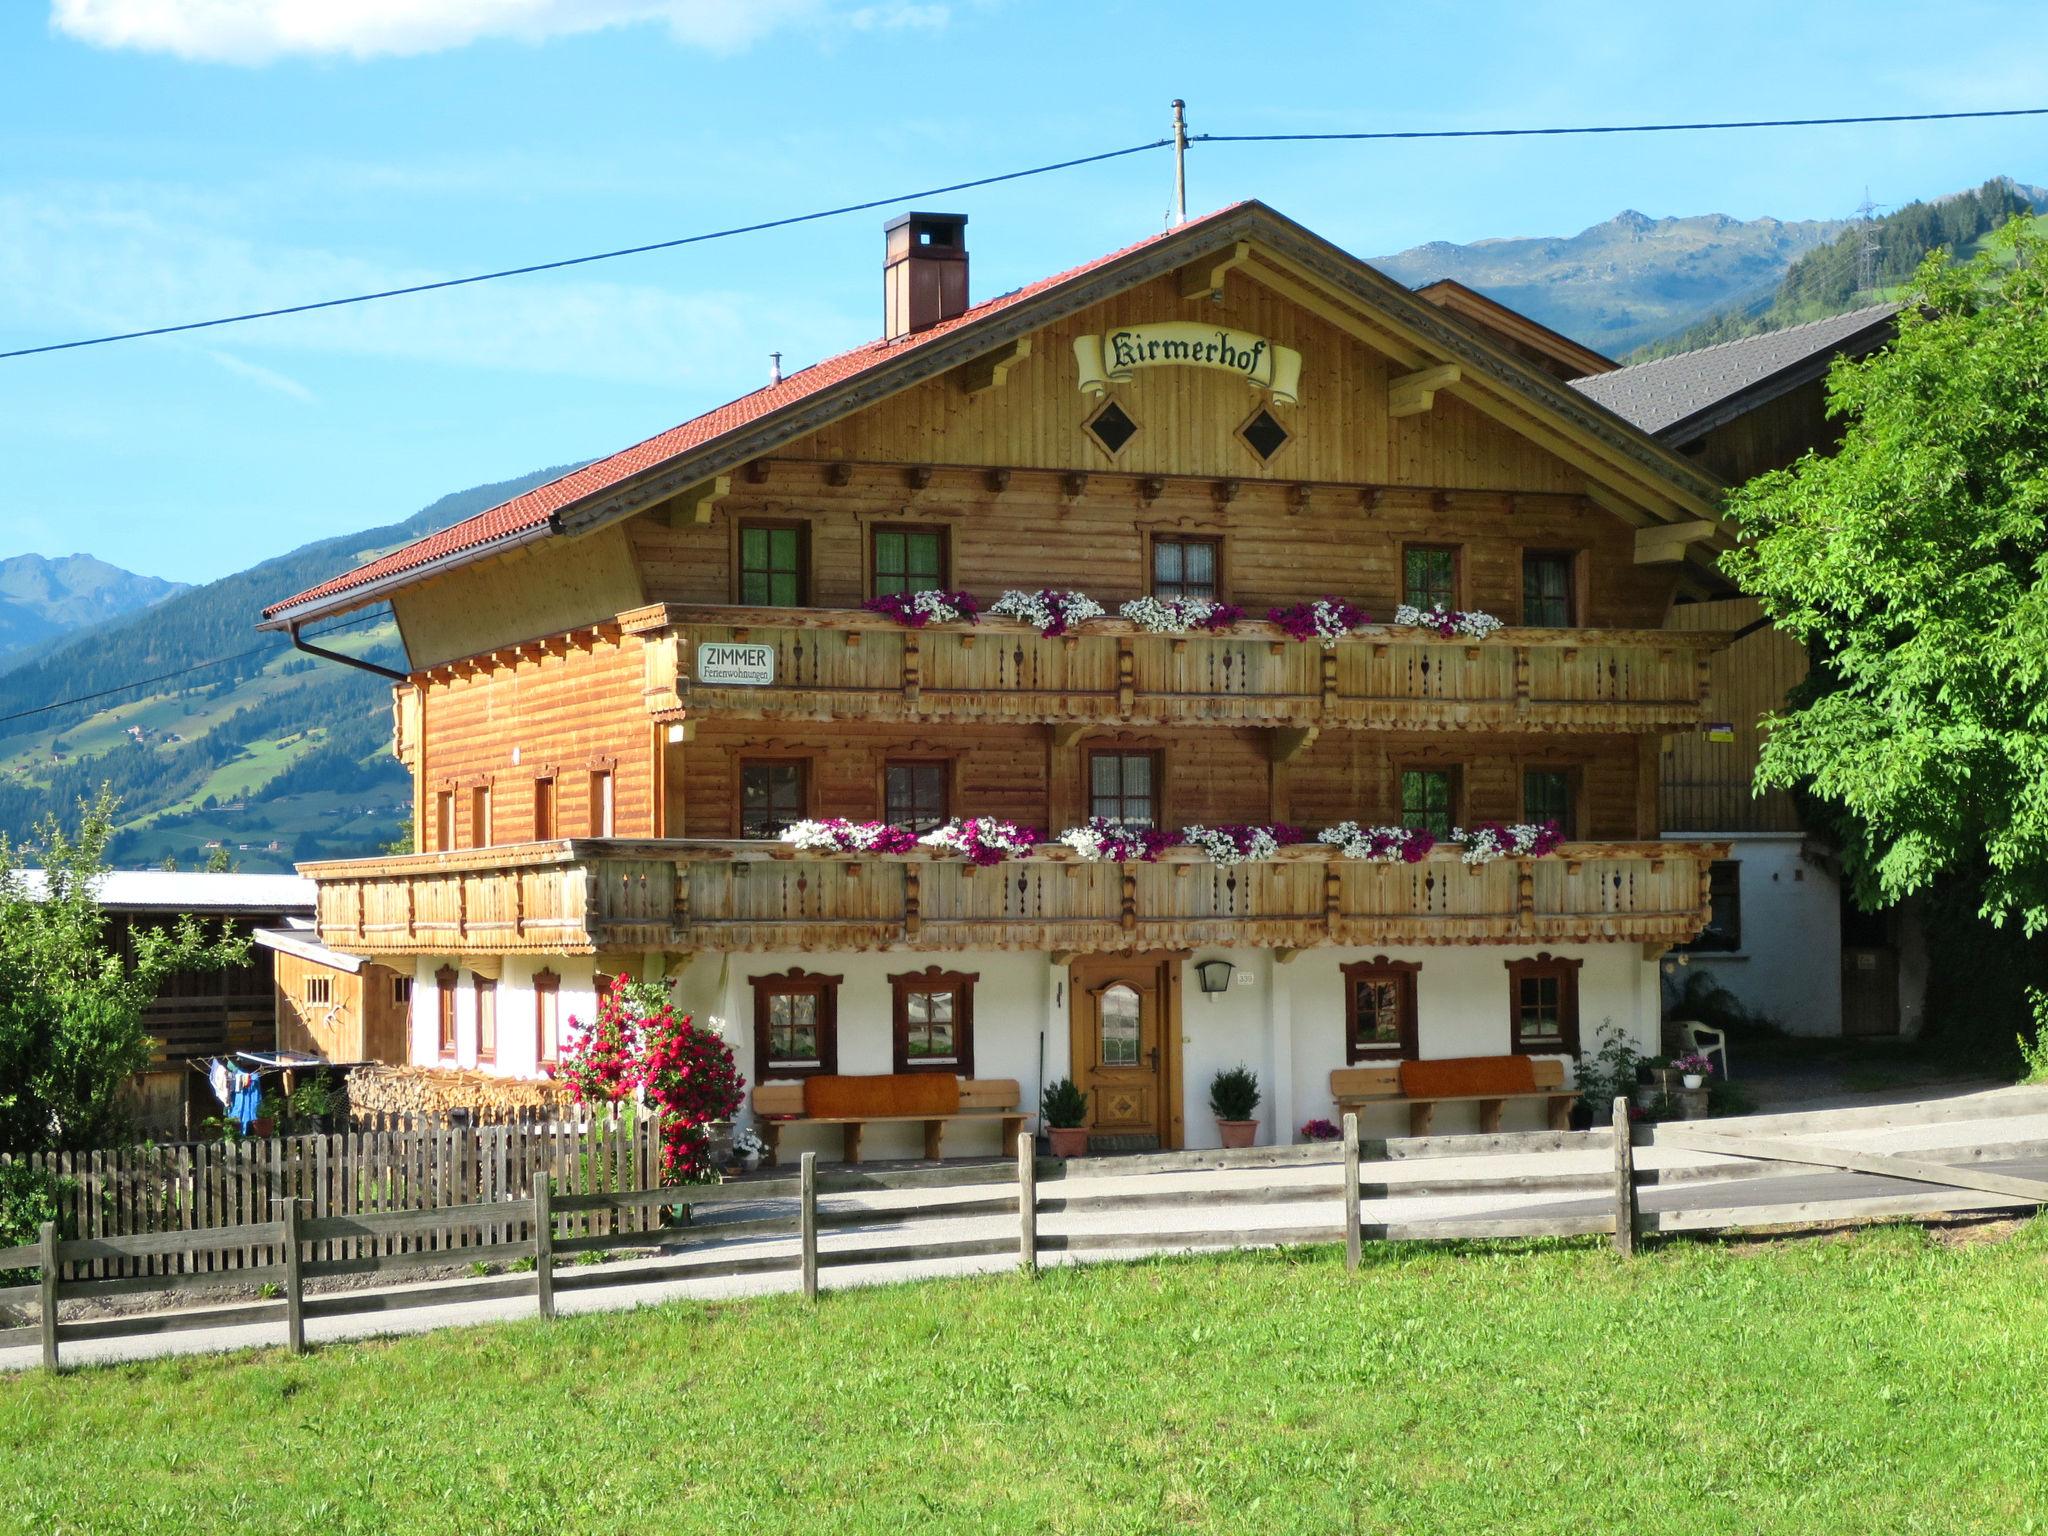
229,1071,263,1133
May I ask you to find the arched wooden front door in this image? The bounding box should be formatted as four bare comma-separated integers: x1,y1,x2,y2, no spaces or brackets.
1068,954,1182,1150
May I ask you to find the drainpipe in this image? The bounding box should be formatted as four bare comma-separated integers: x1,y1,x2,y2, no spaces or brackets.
288,619,408,682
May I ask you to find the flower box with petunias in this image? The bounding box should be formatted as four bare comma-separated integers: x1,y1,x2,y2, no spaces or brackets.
1267,598,1370,647
1394,602,1505,640
1450,821,1565,865
1117,596,1245,635
1058,818,1172,863
861,589,979,627
779,819,921,854
1180,823,1305,865
918,817,1040,866
988,588,1106,638
1317,822,1438,863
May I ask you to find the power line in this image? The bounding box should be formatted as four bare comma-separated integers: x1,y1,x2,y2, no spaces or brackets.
1195,105,2048,143
0,140,1170,361
2,105,2039,363
0,608,394,726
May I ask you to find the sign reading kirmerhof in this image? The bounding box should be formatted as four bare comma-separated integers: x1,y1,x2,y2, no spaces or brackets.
1073,323,1302,404
696,642,776,686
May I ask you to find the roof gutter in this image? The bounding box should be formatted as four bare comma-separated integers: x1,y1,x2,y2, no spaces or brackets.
287,618,409,683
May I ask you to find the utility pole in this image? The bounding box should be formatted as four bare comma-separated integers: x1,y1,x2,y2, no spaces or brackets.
1171,99,1188,225
1855,186,1881,294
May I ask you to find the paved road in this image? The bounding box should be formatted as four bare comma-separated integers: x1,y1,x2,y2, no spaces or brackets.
7,1090,2046,1372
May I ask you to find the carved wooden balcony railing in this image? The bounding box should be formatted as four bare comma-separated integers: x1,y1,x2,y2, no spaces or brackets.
622,604,1729,735
303,839,1727,958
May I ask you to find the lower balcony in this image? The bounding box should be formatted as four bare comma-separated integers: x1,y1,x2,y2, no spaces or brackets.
303,839,1727,958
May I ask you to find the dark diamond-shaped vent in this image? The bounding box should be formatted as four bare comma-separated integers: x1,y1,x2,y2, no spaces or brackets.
1084,399,1138,456
1240,408,1291,462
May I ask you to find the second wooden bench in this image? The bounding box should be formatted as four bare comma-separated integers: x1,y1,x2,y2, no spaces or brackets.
752,1074,1028,1165
1331,1056,1575,1137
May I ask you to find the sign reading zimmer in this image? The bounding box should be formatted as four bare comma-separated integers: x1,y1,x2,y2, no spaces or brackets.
1073,323,1302,404
696,642,776,687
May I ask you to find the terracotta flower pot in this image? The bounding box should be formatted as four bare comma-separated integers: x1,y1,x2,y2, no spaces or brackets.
1048,1126,1090,1158
1217,1119,1258,1149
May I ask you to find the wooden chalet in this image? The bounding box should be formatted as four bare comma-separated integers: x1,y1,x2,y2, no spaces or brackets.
263,201,1733,1155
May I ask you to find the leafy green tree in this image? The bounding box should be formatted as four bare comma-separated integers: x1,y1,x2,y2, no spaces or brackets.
1724,221,2048,934
0,788,251,1150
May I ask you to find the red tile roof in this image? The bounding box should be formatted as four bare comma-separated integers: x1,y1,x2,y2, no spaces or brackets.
263,208,1250,621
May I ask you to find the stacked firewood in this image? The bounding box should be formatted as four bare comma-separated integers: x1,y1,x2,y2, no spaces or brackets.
345,1064,577,1124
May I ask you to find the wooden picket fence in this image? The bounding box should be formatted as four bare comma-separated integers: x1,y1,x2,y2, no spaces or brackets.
0,1112,664,1281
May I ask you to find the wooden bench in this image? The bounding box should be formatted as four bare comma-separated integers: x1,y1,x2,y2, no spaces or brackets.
752,1076,1029,1165
1331,1057,1575,1137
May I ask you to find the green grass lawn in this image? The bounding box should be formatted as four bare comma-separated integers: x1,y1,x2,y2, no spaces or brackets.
5,1224,2047,1534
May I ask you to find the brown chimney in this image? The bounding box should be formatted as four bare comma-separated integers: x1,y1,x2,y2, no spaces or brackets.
883,211,969,340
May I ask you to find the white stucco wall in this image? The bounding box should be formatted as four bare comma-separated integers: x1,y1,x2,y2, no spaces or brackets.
405,940,1661,1153
406,955,603,1077
1661,834,1840,1037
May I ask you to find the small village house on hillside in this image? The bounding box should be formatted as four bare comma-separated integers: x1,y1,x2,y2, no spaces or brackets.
1573,306,1927,1039
260,201,1739,1158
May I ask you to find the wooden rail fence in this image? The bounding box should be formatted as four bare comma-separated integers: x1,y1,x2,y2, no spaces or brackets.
8,1098,2047,1371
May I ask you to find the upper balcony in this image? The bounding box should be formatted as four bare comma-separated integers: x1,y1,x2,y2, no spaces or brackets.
303,838,1727,959
622,604,1729,736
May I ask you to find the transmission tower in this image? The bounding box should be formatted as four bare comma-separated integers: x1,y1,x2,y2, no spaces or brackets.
1855,186,1881,294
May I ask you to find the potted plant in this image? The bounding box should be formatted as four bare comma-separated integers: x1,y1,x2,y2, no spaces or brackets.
1210,1066,1261,1149
1041,1078,1090,1157
1674,1051,1716,1091
729,1124,768,1174
1299,1117,1341,1143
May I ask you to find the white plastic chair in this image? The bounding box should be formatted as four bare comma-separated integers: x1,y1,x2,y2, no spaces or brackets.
1676,1019,1730,1080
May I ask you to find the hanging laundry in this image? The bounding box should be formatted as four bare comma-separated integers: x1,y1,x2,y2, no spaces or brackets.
229,1071,264,1134
206,1057,232,1110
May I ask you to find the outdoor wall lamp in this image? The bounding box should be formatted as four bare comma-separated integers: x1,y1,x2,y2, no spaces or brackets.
1194,958,1236,997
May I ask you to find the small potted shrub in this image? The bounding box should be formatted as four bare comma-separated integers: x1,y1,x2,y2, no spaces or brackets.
1674,1051,1716,1091
1041,1078,1090,1157
1210,1066,1261,1149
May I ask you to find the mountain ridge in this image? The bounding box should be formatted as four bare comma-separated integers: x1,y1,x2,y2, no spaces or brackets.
0,552,186,668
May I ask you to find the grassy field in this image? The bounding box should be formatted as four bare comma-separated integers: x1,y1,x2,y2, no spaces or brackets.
4,1224,2046,1534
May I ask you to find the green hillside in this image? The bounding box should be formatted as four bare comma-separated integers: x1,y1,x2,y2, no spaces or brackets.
0,466,573,872
1631,178,2046,360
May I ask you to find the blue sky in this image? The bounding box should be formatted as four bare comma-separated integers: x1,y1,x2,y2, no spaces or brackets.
2,0,2043,586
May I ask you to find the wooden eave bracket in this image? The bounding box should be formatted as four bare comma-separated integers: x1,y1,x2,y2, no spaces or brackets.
1388,363,1462,418
1175,240,1251,301
1633,519,1723,565
956,337,1032,396
1267,725,1319,764
671,474,732,527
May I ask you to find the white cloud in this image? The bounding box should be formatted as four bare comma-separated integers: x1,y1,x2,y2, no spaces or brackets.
49,0,948,65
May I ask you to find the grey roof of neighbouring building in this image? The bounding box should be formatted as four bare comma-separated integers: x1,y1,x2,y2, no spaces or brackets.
10,868,316,913
1571,303,1900,438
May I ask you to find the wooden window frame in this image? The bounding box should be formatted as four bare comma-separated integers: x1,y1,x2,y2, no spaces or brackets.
735,519,811,607
435,966,458,1059
1505,953,1583,1056
1400,542,1462,612
1340,957,1421,1063
304,975,332,1006
750,967,842,1079
868,523,951,600
473,974,497,1065
1519,548,1580,627
469,783,492,849
435,789,455,852
1080,395,1141,463
392,975,413,1007
587,768,614,838
532,774,557,841
1147,532,1225,602
1396,763,1462,836
1086,747,1165,830
882,757,951,832
1520,764,1581,839
737,756,811,840
888,965,978,1076
533,968,561,1068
